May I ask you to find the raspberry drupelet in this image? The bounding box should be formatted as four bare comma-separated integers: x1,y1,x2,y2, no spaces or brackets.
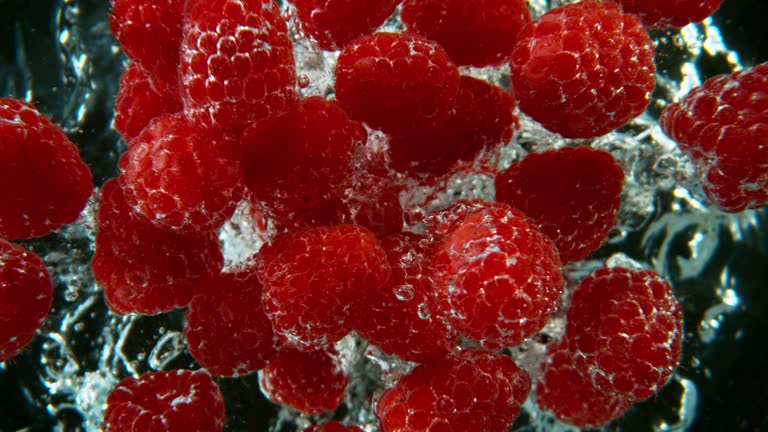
0,98,93,240
610,0,724,28
0,239,53,362
510,0,656,138
660,62,768,212
103,369,226,431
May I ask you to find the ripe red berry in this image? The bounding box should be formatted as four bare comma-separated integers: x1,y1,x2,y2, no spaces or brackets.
0,239,53,362
184,257,280,377
113,63,183,143
180,0,298,134
565,267,683,402
92,179,223,315
510,0,655,138
118,112,243,234
242,96,366,229
431,201,563,349
110,0,185,87
401,0,531,67
259,346,348,415
293,0,400,51
495,146,625,263
375,348,531,432
660,62,768,212
0,98,93,240
536,342,632,429
351,233,457,363
104,369,225,432
388,75,517,176
610,0,724,28
257,225,391,350
335,32,460,134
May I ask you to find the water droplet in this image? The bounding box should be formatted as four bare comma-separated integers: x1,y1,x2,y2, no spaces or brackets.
417,303,431,320
394,284,415,301
298,74,310,88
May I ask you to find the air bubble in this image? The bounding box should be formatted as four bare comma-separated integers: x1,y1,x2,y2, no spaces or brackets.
394,284,415,301
417,303,431,320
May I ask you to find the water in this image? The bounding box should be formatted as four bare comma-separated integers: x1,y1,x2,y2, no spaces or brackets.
1,0,766,431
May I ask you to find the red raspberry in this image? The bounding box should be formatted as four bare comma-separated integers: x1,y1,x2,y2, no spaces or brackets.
259,346,348,415
118,112,243,234
495,146,625,263
422,199,491,240
351,233,457,363
180,0,298,134
536,342,632,429
335,32,460,134
431,202,563,349
113,63,183,143
610,0,724,28
388,75,517,176
375,349,531,432
257,225,391,350
242,96,366,229
184,257,280,377
660,62,768,212
103,369,225,432
401,0,531,67
293,0,400,51
0,98,93,240
92,179,223,315
510,0,655,138
110,0,185,87
303,422,363,432
565,267,683,402
0,239,53,362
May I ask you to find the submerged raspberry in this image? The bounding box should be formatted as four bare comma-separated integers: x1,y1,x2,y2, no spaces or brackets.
495,146,625,263
375,349,531,432
0,239,53,362
565,267,683,401
257,225,391,350
536,342,632,429
103,369,225,432
0,98,93,240
510,0,655,138
660,62,768,212
401,0,531,67
259,346,348,415
119,112,243,234
335,32,460,134
184,257,280,377
431,202,564,349
611,0,724,28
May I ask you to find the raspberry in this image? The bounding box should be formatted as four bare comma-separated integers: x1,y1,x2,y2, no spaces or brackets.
375,348,531,432
495,146,625,263
118,112,243,234
510,0,655,138
180,0,298,134
0,239,53,362
565,267,683,402
388,75,517,176
184,257,280,377
257,225,391,350
293,0,400,51
660,62,768,212
242,96,366,228
335,32,460,134
430,202,564,349
92,179,223,315
113,63,183,143
110,0,185,87
401,0,531,67
610,0,724,28
103,369,225,431
259,346,348,415
351,233,458,363
303,421,363,432
0,98,93,240
536,342,632,429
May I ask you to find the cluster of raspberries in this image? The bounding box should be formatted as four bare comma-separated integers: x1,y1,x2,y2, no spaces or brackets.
1,0,764,430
